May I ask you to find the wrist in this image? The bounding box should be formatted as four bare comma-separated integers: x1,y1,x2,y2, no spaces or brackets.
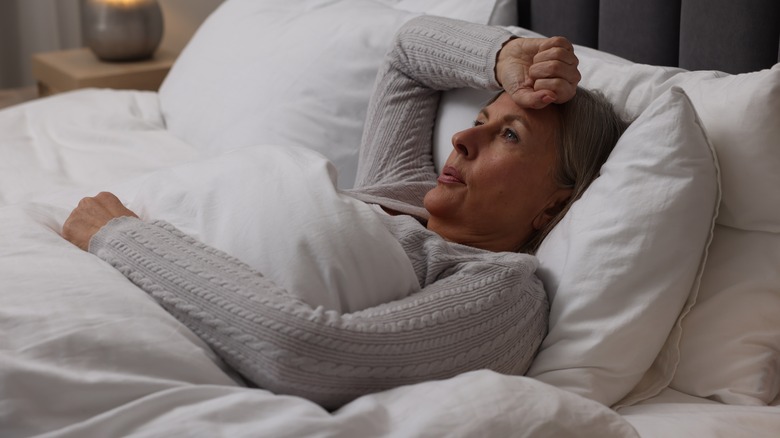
495,36,520,87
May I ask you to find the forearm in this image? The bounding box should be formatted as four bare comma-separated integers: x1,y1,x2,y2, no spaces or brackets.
388,15,512,91
90,217,547,409
352,16,513,191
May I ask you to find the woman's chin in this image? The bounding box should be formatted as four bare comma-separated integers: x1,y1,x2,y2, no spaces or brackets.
423,185,462,219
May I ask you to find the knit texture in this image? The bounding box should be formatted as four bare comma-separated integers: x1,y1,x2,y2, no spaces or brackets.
89,16,549,409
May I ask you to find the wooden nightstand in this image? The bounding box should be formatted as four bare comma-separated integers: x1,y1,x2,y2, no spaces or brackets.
31,48,176,97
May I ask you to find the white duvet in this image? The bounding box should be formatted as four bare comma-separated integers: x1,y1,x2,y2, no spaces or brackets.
124,144,421,313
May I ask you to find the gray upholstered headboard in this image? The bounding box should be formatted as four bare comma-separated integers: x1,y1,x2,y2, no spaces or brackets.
516,0,780,74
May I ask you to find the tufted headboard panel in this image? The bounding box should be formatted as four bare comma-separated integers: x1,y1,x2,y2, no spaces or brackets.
516,0,780,74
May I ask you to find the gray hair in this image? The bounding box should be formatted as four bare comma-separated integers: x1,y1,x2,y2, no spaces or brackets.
522,87,631,254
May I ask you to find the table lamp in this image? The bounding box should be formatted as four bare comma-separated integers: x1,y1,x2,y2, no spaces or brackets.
81,0,164,62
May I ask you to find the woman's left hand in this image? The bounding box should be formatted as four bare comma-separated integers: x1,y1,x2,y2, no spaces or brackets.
62,192,138,251
496,36,581,109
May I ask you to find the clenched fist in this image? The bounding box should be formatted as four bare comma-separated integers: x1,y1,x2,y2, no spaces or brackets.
62,192,138,251
496,36,581,109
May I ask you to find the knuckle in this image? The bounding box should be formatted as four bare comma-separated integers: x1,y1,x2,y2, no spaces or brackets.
544,61,566,78
551,36,569,46
551,79,568,93
551,47,567,57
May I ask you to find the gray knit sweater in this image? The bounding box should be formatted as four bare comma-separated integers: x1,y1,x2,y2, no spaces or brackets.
89,16,549,409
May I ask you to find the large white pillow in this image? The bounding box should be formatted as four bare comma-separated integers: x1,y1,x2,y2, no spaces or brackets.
682,66,780,232
527,88,719,406
377,0,517,26
666,66,780,406
573,48,723,121
159,0,513,189
671,226,780,405
573,62,780,407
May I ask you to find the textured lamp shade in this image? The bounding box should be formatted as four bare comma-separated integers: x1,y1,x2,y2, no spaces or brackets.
81,0,164,62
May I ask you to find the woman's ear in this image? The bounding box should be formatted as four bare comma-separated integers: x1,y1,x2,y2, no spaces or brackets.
532,188,573,231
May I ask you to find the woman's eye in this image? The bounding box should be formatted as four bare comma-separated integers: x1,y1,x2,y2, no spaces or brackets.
502,128,519,142
472,120,484,127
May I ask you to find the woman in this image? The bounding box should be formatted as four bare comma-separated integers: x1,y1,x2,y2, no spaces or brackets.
62,16,627,408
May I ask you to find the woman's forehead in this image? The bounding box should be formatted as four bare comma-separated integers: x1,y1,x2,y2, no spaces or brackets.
481,93,558,129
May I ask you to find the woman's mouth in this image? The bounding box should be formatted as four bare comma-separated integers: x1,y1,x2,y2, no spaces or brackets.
438,165,465,184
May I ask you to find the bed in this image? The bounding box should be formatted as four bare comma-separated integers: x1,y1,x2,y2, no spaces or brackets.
1,0,778,436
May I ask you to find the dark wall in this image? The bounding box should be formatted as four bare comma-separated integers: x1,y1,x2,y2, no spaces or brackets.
517,0,779,73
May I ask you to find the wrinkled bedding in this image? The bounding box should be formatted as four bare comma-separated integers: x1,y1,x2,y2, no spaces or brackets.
123,144,421,313
2,89,779,437
0,89,198,206
0,89,638,437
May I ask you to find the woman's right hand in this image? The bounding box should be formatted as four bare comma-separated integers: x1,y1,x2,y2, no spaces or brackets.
62,192,138,251
495,36,581,109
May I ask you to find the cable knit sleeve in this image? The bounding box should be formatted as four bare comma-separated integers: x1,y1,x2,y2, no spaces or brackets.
89,217,548,409
349,16,514,215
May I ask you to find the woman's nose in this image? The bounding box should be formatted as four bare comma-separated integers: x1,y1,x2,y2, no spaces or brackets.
451,126,482,159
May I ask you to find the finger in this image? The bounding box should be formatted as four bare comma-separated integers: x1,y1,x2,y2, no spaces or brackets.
94,191,120,202
533,78,577,103
76,196,110,219
528,59,582,85
94,191,124,210
509,89,557,109
533,46,579,67
538,36,574,53
95,191,138,218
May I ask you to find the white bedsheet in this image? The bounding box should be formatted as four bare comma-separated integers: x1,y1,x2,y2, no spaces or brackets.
620,388,780,438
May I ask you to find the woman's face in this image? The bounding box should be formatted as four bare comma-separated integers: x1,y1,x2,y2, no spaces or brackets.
424,92,571,252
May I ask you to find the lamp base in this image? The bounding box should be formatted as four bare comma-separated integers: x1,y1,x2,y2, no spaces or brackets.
81,0,164,62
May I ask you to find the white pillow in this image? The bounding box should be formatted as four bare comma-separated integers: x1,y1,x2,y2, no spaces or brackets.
671,226,780,405
159,0,512,189
433,88,495,173
527,88,719,406
580,65,780,407
125,145,421,313
683,66,780,232
667,66,780,406
574,48,724,121
385,0,518,26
